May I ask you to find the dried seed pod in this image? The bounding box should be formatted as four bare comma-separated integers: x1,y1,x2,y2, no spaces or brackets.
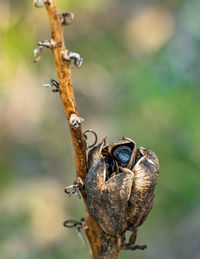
108,137,136,169
85,138,134,236
127,147,159,229
85,136,159,249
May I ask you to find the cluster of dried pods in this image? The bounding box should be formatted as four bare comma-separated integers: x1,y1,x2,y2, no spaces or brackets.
85,137,159,254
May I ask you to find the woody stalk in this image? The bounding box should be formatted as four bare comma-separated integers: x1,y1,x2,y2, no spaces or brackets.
33,0,116,258
33,1,159,259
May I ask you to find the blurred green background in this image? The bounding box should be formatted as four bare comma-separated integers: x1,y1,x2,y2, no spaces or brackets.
1,0,200,258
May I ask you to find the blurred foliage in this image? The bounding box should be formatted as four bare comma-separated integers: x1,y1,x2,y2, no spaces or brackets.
0,0,200,258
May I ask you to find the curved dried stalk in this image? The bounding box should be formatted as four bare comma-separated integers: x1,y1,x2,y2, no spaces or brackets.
34,0,120,258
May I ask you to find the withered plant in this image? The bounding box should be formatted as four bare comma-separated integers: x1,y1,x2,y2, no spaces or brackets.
33,1,159,258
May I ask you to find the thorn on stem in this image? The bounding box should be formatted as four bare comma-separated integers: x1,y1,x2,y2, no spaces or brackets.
38,40,55,48
63,218,88,247
59,12,74,26
63,219,82,228
33,0,50,8
83,129,98,149
43,79,59,92
64,183,81,199
63,50,83,69
64,178,83,199
69,113,84,128
33,40,55,62
33,46,43,63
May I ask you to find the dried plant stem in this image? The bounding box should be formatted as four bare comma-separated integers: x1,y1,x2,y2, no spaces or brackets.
45,1,86,180
41,0,120,258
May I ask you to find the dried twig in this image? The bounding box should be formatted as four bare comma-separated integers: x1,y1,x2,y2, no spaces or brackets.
33,0,116,258
33,2,160,258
